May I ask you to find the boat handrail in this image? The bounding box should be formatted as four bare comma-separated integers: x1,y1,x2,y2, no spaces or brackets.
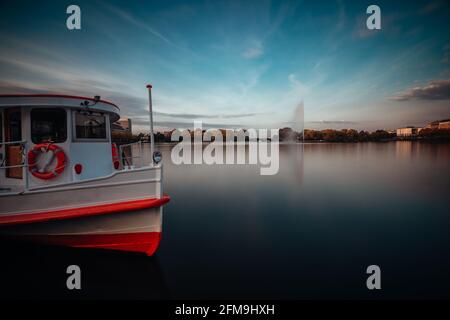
0,141,28,169
0,140,30,191
0,140,27,146
118,141,144,168
118,141,141,148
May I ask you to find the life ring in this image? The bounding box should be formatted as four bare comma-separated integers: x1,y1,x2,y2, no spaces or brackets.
27,143,67,180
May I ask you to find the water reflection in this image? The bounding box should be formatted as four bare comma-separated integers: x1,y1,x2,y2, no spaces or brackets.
0,239,169,299
159,142,450,299
1,142,450,299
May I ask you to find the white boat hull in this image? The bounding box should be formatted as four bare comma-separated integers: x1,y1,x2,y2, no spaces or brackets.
0,166,169,255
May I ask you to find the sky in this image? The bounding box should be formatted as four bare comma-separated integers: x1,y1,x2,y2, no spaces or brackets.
0,0,449,132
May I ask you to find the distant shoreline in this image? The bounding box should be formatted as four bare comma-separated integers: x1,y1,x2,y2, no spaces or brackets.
113,127,450,144
115,138,450,145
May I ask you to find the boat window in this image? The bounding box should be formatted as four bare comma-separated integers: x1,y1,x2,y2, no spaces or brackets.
31,108,67,144
74,111,107,140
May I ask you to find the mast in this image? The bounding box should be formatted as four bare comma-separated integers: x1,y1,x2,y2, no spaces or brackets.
146,84,155,164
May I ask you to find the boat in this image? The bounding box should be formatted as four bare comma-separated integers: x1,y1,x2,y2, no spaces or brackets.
0,85,169,256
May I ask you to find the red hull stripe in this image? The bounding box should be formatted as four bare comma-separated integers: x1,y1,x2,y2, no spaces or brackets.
0,195,170,226
15,232,162,256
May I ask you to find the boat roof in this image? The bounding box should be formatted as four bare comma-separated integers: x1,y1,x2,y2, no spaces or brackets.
0,94,120,122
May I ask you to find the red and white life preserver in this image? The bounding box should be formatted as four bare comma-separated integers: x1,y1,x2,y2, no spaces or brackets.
27,143,67,180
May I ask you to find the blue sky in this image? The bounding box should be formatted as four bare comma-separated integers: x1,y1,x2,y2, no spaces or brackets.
0,0,449,131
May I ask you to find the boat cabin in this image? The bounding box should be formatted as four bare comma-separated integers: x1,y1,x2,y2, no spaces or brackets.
0,94,123,192
0,89,168,257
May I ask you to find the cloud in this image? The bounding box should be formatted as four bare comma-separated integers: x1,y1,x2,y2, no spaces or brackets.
306,120,358,125
102,3,187,52
237,64,269,95
153,121,244,130
0,48,148,120
242,40,264,59
288,74,310,95
353,11,406,40
352,14,379,39
154,111,267,119
0,56,134,97
392,80,450,101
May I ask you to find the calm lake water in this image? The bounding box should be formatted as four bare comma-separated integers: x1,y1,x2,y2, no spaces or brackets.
1,141,450,299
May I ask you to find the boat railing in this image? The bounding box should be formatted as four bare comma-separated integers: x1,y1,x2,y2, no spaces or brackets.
0,140,30,192
119,141,144,169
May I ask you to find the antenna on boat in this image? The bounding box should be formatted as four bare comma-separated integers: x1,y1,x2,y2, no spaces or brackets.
146,84,155,165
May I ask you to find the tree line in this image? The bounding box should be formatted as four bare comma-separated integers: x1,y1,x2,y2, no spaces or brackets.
113,127,450,144
302,128,395,142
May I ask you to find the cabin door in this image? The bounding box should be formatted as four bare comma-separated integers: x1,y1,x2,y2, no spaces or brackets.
4,108,23,179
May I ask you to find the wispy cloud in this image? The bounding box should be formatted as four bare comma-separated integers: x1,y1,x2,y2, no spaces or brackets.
242,39,264,59
307,120,358,125
392,80,450,101
138,120,244,130
1,0,448,132
236,64,269,95
288,74,310,96
102,3,188,52
0,54,131,94
353,13,384,39
0,41,147,119
353,12,406,40
354,1,448,41
154,111,268,119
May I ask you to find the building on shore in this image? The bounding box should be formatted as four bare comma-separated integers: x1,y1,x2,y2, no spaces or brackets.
437,119,450,129
396,119,450,138
396,126,420,137
111,118,133,141
424,120,440,129
423,119,450,130
114,118,132,133
163,129,176,142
